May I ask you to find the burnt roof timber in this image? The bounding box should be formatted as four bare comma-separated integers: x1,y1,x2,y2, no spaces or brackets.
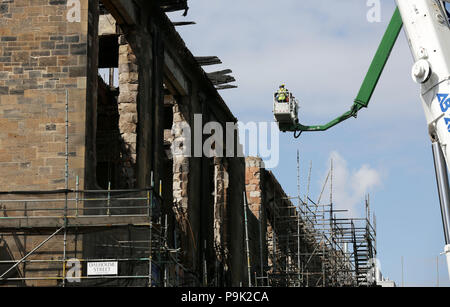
207,69,232,76
209,76,236,86
216,85,238,90
207,70,236,86
195,56,222,66
102,0,237,123
160,0,189,15
152,1,238,123
172,21,196,26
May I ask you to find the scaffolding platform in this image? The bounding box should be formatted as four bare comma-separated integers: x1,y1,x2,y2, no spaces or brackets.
0,215,151,231
0,188,188,287
254,152,378,287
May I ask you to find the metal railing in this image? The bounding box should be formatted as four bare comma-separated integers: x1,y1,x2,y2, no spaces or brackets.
0,188,189,287
0,188,161,220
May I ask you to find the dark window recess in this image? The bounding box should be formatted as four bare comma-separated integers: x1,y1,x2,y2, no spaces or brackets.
96,76,120,189
96,162,117,190
163,105,173,130
99,35,119,68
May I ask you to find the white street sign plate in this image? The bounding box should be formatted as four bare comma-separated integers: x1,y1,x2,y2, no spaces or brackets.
87,262,118,276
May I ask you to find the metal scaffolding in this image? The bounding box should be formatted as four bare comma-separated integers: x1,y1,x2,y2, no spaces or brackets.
256,152,377,287
0,186,188,287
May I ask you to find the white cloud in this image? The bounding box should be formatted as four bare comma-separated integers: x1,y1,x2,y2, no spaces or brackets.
320,151,382,218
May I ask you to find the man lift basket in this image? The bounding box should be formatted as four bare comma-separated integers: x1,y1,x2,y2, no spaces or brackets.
273,86,299,131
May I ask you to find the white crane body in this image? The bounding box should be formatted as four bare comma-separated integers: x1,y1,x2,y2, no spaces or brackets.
396,0,450,280
397,0,450,159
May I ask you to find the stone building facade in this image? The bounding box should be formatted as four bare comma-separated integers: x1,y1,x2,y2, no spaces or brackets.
0,0,330,287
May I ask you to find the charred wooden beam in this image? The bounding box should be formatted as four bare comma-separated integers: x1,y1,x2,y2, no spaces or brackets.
160,0,189,16
207,69,232,77
216,85,238,90
195,56,222,66
172,21,196,26
210,77,236,86
207,69,236,86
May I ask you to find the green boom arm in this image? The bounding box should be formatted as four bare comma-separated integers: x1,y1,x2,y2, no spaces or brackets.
286,8,403,132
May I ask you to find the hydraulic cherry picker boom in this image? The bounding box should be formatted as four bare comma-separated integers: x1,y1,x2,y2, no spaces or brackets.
274,8,403,133
273,0,450,280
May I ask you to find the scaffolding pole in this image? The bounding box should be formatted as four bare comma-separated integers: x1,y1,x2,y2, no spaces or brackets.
261,161,377,287
0,187,190,287
243,191,252,287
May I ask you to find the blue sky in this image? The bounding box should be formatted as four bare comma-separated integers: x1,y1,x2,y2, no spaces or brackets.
169,1,450,287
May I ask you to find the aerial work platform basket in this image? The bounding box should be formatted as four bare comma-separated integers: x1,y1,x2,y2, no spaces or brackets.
273,91,299,128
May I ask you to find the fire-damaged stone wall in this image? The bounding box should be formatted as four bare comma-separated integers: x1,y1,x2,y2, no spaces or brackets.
117,36,138,188
0,0,99,286
213,157,230,284
245,157,268,284
0,0,307,288
244,156,329,287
